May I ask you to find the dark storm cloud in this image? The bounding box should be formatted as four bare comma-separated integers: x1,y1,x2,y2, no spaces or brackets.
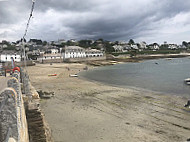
1,0,190,43
0,0,32,24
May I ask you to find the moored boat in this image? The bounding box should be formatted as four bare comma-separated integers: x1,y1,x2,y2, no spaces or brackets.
69,74,78,77
184,78,190,85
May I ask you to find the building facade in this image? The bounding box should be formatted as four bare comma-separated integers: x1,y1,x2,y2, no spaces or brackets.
85,49,104,57
0,51,21,62
64,46,86,59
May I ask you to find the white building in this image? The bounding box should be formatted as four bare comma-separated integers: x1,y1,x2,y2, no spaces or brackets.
139,42,147,49
113,45,124,52
178,45,187,49
37,53,63,62
131,44,139,50
50,49,59,54
85,49,104,57
64,46,86,59
149,43,160,50
168,44,178,49
0,51,21,62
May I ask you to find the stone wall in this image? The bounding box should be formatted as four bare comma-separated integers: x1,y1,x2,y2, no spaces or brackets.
38,59,63,64
64,56,106,63
0,71,29,142
20,68,52,142
0,68,52,142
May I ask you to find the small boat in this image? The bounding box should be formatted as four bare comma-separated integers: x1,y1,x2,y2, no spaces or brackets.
184,78,190,85
48,74,57,76
69,74,78,77
166,58,172,60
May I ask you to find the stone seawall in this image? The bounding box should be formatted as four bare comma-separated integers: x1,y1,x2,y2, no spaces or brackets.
0,71,29,142
20,69,53,142
37,56,106,64
64,56,106,63
0,68,52,142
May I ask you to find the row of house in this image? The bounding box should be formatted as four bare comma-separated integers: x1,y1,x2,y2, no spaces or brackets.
64,46,103,58
0,46,104,62
0,51,21,62
112,42,186,52
38,46,104,61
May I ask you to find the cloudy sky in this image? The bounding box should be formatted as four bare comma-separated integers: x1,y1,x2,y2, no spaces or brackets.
0,0,190,44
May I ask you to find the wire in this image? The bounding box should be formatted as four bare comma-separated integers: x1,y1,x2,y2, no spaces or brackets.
21,0,36,81
22,0,36,40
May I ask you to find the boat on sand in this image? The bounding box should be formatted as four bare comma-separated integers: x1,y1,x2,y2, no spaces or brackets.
69,74,78,77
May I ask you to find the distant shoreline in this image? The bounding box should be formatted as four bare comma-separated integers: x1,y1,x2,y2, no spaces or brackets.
112,53,190,62
79,53,190,66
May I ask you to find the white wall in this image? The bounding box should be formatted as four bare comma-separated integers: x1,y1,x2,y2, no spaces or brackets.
86,52,103,57
0,54,21,62
64,51,86,59
51,49,59,54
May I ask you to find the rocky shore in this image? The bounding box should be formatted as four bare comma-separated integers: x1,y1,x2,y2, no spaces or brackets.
27,63,190,142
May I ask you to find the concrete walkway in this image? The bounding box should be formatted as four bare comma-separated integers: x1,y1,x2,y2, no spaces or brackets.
0,76,9,93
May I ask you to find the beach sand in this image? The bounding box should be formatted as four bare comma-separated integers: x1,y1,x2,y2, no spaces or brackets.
27,63,190,142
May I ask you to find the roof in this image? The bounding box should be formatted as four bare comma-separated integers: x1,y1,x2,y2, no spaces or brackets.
65,46,84,50
85,49,102,53
43,53,62,57
1,50,21,55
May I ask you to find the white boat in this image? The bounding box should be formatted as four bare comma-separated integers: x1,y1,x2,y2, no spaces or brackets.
184,78,190,85
69,74,78,77
187,82,190,85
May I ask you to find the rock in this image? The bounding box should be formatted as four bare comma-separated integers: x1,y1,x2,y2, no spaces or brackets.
37,90,54,99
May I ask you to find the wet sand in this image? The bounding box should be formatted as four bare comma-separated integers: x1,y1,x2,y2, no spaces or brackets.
27,63,190,142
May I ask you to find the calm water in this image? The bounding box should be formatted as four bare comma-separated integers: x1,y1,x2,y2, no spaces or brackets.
80,57,190,97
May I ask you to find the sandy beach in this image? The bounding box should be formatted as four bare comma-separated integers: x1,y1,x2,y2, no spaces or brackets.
27,63,190,142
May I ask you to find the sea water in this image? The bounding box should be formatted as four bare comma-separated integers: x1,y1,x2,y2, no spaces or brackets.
80,57,190,97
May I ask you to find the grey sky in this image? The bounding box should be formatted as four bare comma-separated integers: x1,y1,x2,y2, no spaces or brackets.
0,0,190,44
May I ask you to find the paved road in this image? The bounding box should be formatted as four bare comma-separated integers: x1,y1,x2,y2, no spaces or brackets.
0,76,9,93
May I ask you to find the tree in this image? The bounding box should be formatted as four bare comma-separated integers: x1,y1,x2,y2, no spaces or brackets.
115,41,119,45
128,39,135,45
42,41,47,46
182,41,188,47
78,40,92,48
105,42,114,53
130,49,137,57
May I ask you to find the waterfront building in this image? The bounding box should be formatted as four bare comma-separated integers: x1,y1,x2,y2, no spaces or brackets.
37,53,63,63
63,46,104,59
0,50,21,62
85,49,104,57
63,46,86,59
